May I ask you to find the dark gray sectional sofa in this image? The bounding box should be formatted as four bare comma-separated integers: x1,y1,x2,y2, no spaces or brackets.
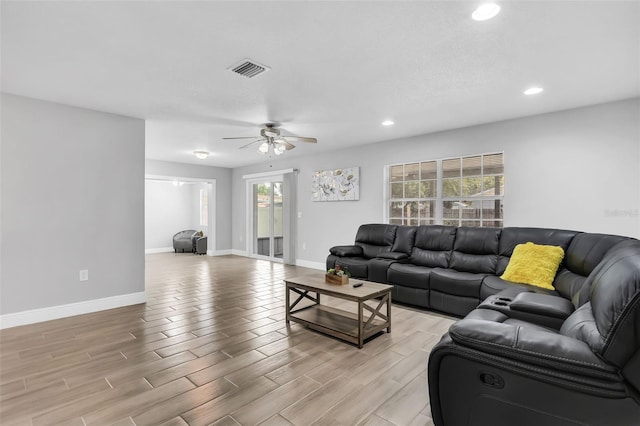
327,223,640,425
327,223,629,317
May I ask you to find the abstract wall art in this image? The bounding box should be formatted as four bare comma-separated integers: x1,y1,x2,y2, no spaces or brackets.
312,167,360,201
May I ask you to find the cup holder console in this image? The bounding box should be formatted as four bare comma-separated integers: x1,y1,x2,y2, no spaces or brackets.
491,296,513,307
478,292,571,330
478,295,514,311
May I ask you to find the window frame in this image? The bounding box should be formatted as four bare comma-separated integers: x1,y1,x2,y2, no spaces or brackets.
199,188,208,227
384,152,504,228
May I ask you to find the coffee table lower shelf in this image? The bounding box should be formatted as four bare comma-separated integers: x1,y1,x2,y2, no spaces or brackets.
289,304,388,347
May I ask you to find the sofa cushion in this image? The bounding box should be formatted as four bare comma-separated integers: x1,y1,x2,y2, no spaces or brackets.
496,227,577,275
481,275,557,300
556,233,631,306
553,267,588,307
449,227,501,274
376,252,408,260
587,240,640,367
335,257,369,279
500,242,565,290
565,233,631,277
355,224,397,258
388,263,431,290
391,225,417,255
481,275,522,299
465,308,557,333
430,268,484,298
408,225,457,268
393,285,429,308
430,291,478,317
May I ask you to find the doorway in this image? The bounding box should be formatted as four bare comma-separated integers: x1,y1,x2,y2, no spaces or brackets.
144,175,216,255
253,181,283,259
244,169,297,264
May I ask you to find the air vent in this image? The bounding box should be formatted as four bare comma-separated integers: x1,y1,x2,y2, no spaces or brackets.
228,59,270,78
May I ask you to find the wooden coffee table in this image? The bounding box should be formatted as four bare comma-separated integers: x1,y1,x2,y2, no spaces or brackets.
284,274,392,348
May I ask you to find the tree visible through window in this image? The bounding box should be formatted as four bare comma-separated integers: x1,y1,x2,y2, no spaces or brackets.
387,153,504,228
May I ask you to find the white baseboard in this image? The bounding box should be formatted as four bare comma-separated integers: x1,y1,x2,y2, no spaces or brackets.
0,292,147,330
231,249,248,257
210,249,232,256
145,247,174,254
295,259,326,270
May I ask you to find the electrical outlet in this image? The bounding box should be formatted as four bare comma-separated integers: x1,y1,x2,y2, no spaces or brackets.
303,242,306,250
79,269,89,281
297,211,303,219
240,235,243,243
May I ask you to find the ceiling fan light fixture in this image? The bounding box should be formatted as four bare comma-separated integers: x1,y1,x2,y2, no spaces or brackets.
274,144,285,155
258,142,269,154
193,150,209,160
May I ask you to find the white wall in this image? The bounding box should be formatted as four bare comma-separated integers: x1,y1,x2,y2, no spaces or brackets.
231,98,640,266
145,159,232,252
145,180,198,250
1,93,145,317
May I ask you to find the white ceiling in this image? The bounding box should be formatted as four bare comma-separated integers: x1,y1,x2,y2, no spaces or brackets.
2,1,639,168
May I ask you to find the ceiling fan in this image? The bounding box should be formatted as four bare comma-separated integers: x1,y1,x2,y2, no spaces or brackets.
223,123,317,156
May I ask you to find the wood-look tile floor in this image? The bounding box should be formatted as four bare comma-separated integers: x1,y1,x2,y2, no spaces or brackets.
0,254,456,426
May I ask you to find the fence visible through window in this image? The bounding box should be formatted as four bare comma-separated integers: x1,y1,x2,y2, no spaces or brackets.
387,153,504,228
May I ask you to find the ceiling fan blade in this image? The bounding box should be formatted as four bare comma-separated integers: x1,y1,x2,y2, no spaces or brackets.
222,136,260,140
281,141,296,150
239,139,265,149
282,136,317,144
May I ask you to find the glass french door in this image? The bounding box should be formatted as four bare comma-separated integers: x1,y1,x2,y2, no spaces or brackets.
253,180,283,260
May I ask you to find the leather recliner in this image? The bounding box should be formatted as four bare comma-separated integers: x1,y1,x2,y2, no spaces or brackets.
326,224,405,280
427,240,640,426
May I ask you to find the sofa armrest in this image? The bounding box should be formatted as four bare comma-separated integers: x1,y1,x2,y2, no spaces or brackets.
376,251,408,260
510,292,574,319
196,236,207,253
449,319,618,380
329,245,363,257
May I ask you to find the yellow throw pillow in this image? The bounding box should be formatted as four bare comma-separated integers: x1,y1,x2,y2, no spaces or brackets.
501,242,565,290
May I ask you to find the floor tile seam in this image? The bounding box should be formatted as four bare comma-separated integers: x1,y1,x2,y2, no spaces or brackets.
231,376,319,424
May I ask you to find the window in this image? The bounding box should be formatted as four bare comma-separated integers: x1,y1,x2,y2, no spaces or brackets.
389,161,437,225
387,153,504,228
199,188,208,226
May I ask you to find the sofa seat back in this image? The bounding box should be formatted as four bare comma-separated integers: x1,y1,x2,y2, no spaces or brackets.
449,227,501,274
560,240,640,392
390,225,417,256
496,228,577,274
408,225,456,267
559,233,631,307
355,223,397,259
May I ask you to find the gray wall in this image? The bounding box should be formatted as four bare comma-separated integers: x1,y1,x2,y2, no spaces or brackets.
1,93,145,315
231,98,640,265
145,159,232,251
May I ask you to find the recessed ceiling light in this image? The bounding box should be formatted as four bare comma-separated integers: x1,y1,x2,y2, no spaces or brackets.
193,150,209,159
382,120,395,126
524,87,544,95
472,3,501,21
